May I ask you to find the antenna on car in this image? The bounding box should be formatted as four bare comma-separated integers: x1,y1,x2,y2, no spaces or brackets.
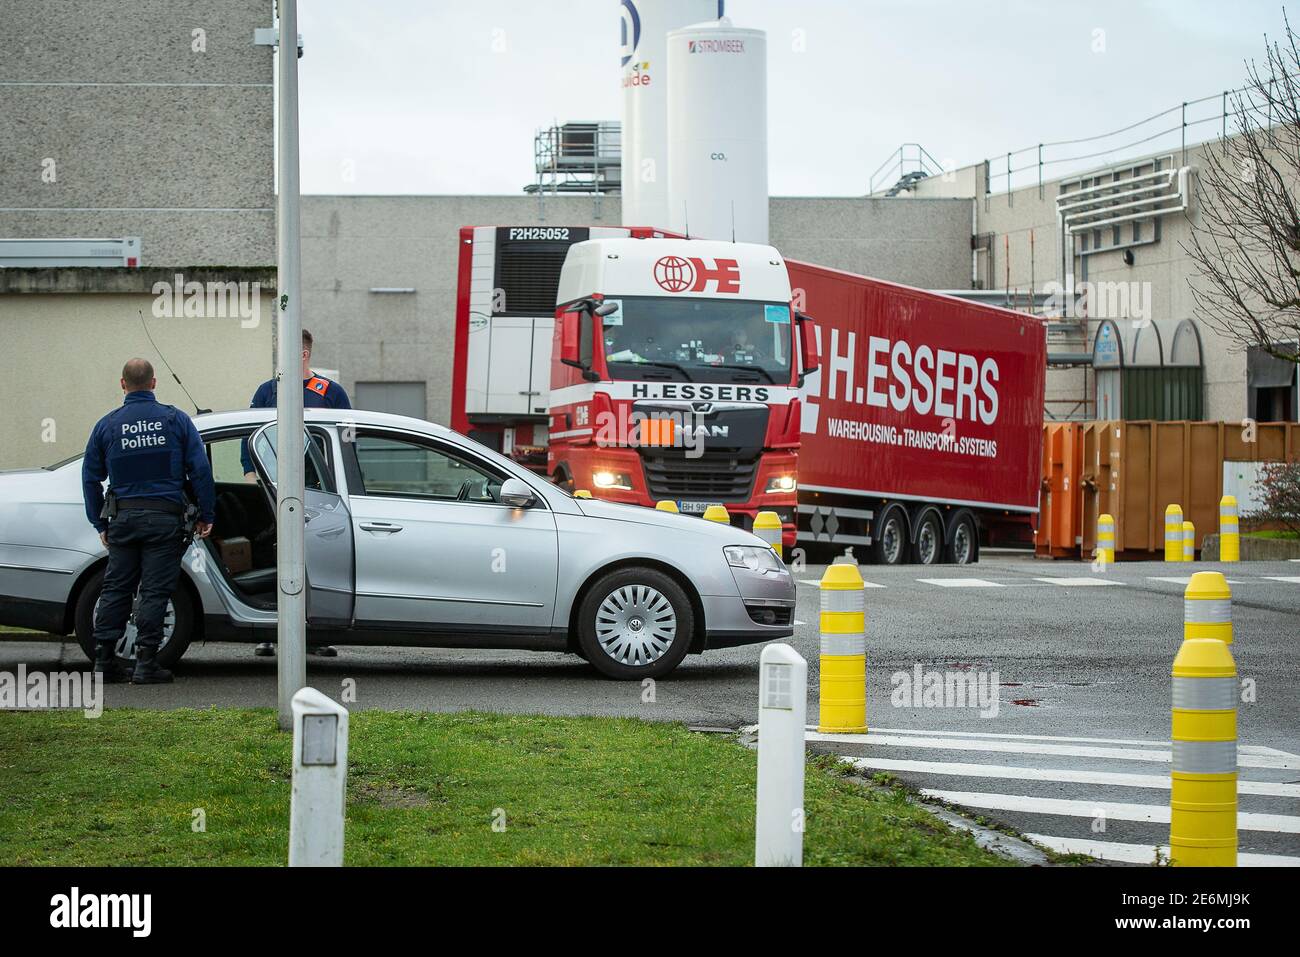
138,310,210,414
683,202,690,240
730,201,736,243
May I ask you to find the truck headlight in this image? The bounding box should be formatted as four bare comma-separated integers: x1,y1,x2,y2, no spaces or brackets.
765,474,796,493
592,470,633,491
724,545,782,573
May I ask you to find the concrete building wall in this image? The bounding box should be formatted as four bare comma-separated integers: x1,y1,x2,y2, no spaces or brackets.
0,270,275,470
771,197,971,289
299,193,974,427
905,143,1249,423
0,0,275,266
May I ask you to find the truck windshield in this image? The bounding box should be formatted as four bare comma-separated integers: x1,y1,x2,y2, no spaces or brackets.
601,296,792,384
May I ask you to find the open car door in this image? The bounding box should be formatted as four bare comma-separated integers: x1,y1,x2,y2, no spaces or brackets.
247,423,356,627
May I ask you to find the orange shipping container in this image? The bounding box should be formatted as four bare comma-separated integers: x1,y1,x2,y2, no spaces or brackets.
1038,421,1300,560
1036,423,1082,559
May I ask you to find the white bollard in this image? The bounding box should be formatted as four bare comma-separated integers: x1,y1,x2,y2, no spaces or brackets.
755,643,807,867
289,687,349,867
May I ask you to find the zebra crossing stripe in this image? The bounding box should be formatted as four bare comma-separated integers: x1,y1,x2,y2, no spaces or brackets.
916,578,1003,587
802,731,1299,769
919,789,1300,833
836,755,1300,797
851,725,1296,758
1024,833,1300,867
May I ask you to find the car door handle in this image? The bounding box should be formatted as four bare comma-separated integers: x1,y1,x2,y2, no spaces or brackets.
359,522,403,533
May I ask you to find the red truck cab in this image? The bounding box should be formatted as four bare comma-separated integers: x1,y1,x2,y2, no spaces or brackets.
549,238,818,548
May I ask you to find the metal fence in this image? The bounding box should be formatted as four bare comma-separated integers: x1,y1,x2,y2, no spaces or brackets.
981,75,1286,197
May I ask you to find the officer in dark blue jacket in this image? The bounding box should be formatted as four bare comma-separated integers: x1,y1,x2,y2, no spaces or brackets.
240,327,350,478
82,358,216,684
241,327,349,658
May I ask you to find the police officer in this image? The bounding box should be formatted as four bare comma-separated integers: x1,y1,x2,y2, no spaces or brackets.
241,327,350,657
241,327,350,480
82,358,216,684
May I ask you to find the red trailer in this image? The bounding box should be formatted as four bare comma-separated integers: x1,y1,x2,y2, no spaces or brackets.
450,225,1045,563
787,259,1046,563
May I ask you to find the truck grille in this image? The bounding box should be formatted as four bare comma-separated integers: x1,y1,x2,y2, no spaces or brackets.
640,452,759,502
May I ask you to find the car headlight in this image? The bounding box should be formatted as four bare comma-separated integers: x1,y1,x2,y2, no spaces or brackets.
592,470,633,491
764,474,797,493
724,545,782,573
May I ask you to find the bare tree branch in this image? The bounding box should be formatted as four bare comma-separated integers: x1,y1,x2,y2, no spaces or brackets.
1184,12,1300,366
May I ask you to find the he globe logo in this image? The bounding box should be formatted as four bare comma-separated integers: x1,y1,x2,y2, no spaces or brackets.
654,255,695,292
653,255,742,294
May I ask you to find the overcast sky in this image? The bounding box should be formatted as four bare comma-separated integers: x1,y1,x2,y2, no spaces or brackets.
296,0,1286,196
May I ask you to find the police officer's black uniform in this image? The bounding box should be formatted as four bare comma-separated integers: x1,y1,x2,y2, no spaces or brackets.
82,388,216,683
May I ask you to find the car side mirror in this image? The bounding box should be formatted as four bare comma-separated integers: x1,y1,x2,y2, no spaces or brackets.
500,477,537,508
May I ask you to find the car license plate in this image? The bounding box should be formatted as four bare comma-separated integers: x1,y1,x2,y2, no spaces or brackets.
678,501,720,514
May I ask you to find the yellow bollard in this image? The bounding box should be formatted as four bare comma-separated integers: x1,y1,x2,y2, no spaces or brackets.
753,510,784,559
1165,504,1184,562
1185,570,1232,645
1096,513,1115,566
1220,495,1240,563
702,504,730,525
816,563,867,734
655,500,679,513
574,489,592,499
1183,520,1196,562
1170,574,1237,867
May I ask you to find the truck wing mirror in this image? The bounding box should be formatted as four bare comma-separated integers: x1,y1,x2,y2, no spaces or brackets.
795,312,820,386
560,311,601,381
594,301,619,317
559,311,582,368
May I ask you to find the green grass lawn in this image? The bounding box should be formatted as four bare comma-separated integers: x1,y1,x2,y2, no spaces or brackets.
0,708,1009,867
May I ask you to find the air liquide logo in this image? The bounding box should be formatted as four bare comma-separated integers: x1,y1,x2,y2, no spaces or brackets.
50,887,151,937
653,256,741,294
619,0,641,67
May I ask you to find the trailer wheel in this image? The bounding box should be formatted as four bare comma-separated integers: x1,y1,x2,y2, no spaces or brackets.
871,507,908,565
945,514,977,565
913,512,943,565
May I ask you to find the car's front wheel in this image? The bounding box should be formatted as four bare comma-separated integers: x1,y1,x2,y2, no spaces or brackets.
575,567,694,680
74,567,195,668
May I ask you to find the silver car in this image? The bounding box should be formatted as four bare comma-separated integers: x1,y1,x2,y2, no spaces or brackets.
0,408,794,679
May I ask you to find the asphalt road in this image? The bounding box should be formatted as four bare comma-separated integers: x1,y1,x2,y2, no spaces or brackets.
4,552,1297,862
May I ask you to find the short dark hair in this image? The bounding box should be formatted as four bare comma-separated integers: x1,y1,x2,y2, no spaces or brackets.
302,329,313,354
122,358,155,391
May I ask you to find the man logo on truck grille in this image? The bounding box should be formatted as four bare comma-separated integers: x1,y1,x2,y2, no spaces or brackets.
654,256,741,294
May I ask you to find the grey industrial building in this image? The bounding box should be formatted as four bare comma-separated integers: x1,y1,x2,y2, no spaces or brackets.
0,0,276,471
1,0,1291,471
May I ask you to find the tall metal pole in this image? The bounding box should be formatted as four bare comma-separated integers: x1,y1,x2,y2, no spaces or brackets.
275,0,306,731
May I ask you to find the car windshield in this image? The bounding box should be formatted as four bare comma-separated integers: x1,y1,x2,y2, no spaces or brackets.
601,296,792,384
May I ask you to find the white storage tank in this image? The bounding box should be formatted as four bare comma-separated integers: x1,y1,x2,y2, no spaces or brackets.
666,17,768,243
620,0,721,230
